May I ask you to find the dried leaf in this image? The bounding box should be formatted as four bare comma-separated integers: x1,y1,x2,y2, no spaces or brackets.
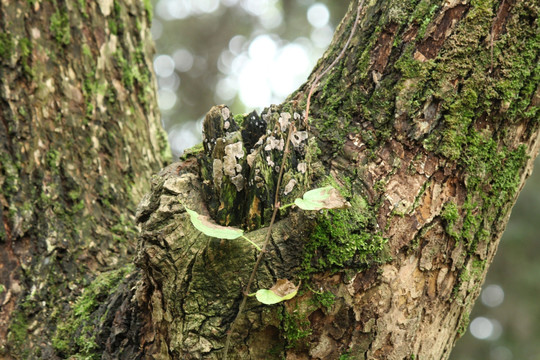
294,186,350,211
254,279,300,305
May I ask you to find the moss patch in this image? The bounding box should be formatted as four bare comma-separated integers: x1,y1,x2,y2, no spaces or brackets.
0,32,14,60
52,264,133,358
301,178,388,276
278,305,312,349
50,9,71,46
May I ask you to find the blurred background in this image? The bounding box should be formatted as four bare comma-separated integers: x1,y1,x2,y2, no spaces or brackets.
149,1,540,359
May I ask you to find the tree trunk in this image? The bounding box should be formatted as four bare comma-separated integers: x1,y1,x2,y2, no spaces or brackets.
135,0,539,359
1,0,539,360
0,0,167,358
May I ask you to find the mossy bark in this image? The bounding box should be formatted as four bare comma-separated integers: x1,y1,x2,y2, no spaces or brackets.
1,0,538,359
136,0,539,359
0,0,167,358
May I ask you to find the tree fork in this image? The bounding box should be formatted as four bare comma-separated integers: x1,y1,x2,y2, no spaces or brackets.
136,0,539,358
0,0,538,359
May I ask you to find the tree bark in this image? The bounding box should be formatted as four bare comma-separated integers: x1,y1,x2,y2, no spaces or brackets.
1,0,539,359
0,0,167,358
135,0,539,359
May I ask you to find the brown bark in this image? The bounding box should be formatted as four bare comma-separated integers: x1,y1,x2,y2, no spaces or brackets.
0,0,166,358
0,0,538,359
135,0,539,359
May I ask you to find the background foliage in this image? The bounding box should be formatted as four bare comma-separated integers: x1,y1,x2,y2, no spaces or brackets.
150,1,540,359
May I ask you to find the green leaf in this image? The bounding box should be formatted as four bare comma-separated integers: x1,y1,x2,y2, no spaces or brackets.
254,279,300,305
185,207,244,240
294,186,350,211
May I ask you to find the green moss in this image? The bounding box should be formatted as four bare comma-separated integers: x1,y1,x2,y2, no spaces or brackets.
50,9,71,46
311,290,335,311
143,0,153,23
81,43,92,58
7,309,30,357
457,311,470,336
441,201,459,239
108,18,118,35
109,1,124,36
454,130,528,252
181,142,204,160
233,113,245,127
18,37,33,77
278,305,312,349
46,149,60,173
111,214,138,242
52,264,134,358
77,0,88,18
114,45,153,109
416,3,439,39
0,32,14,60
115,52,135,89
301,193,388,275
156,127,172,163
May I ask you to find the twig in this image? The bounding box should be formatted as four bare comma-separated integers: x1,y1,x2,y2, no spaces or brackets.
222,1,365,358
222,123,295,358
304,0,365,127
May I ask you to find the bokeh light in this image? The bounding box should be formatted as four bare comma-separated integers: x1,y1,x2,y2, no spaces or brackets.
481,284,505,308
307,3,330,28
470,317,502,341
152,0,340,156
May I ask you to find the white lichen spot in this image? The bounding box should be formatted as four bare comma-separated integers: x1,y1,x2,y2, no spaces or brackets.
97,0,114,16
297,162,307,173
264,136,284,152
97,35,118,72
224,121,230,130
254,175,264,188
223,156,237,177
291,131,308,148
279,112,291,132
231,174,244,191
247,152,257,168
221,106,230,120
284,179,297,195
262,110,271,123
235,164,242,173
266,156,274,167
31,28,41,39
45,78,56,93
255,136,265,147
213,159,223,188
223,141,244,177
225,141,245,159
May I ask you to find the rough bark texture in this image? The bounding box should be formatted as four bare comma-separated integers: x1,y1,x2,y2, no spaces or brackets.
1,0,538,359
0,0,167,358
135,0,539,359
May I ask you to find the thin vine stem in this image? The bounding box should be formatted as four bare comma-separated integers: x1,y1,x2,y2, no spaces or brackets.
222,1,365,358
222,124,295,358
241,235,262,251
